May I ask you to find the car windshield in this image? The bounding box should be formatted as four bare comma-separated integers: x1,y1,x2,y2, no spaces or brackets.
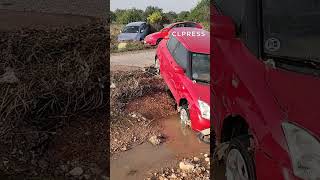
263,0,320,62
191,53,210,83
122,26,139,33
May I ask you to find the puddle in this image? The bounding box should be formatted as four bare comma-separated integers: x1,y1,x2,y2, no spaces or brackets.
110,115,209,180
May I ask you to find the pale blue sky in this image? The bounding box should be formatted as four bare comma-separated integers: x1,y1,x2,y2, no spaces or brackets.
111,0,200,13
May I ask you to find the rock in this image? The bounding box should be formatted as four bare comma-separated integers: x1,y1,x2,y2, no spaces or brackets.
181,172,187,177
83,174,90,180
204,154,208,158
101,175,109,180
179,161,195,172
120,146,127,151
131,113,137,118
205,157,210,162
149,135,161,146
60,164,68,172
69,167,83,176
193,157,200,162
110,83,116,89
38,160,48,169
169,173,177,179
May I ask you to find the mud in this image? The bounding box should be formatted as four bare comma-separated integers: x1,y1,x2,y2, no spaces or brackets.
110,115,209,180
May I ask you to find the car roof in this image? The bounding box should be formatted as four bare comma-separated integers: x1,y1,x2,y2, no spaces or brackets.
126,21,146,26
170,27,209,54
167,21,198,28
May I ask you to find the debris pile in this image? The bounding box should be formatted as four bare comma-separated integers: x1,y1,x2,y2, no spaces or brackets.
147,154,210,180
0,20,108,178
110,69,175,153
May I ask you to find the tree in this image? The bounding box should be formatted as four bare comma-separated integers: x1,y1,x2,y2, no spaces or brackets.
147,11,163,24
147,11,164,32
163,11,178,23
110,11,116,23
177,11,190,21
116,8,144,24
188,0,210,22
144,6,163,19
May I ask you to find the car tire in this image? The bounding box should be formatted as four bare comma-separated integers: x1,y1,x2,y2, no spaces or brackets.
213,136,256,180
155,57,160,75
179,104,191,136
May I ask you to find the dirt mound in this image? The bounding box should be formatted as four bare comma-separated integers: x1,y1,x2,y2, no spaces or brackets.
0,21,108,178
0,20,107,134
110,69,176,153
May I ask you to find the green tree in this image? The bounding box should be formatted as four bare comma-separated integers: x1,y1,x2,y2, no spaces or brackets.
116,8,144,24
147,11,163,24
144,6,163,19
188,0,210,22
163,11,178,23
177,11,190,21
110,11,116,22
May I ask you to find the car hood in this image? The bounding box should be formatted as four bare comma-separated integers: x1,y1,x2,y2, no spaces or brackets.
118,33,139,41
267,68,320,137
146,31,162,39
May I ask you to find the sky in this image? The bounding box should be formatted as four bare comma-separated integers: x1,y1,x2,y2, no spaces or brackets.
110,0,200,13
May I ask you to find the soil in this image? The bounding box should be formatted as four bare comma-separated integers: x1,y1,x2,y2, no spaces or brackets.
0,112,109,180
110,65,210,180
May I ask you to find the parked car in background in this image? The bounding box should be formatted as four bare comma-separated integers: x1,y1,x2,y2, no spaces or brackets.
212,1,320,180
156,27,210,143
145,21,203,46
117,21,150,41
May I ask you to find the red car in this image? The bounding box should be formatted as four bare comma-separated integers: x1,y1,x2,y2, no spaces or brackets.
213,1,320,180
155,27,210,140
145,21,203,46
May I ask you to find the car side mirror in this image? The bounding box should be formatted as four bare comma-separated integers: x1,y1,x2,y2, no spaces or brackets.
212,15,236,39
174,66,184,74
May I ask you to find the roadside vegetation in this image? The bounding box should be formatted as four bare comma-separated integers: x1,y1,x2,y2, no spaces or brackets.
110,0,210,53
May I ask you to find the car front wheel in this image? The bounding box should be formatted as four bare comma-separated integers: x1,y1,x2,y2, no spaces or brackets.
179,105,191,135
155,58,160,75
213,136,256,180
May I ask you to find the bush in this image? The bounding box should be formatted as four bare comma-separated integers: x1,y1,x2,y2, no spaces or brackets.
116,8,144,24
147,11,163,24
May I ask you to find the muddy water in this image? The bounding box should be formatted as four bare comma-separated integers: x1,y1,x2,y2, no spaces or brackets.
110,115,209,180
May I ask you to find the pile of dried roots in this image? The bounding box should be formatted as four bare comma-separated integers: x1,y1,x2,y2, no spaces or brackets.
110,68,166,118
0,21,108,137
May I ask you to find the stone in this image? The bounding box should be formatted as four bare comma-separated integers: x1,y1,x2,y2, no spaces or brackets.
205,157,210,162
179,161,195,172
69,167,83,176
149,135,161,145
193,157,200,162
110,83,116,89
60,164,68,172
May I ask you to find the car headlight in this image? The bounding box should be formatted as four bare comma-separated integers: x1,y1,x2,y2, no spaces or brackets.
198,100,210,120
282,122,320,180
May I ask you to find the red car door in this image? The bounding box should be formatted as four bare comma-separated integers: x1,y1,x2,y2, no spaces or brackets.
167,41,189,101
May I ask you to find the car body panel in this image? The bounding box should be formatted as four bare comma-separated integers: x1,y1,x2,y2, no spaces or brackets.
157,28,210,131
212,4,320,179
145,21,203,46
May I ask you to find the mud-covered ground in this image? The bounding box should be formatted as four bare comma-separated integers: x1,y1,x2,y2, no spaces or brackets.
110,65,210,180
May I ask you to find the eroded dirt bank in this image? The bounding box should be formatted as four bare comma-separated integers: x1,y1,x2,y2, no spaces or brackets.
110,66,210,180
